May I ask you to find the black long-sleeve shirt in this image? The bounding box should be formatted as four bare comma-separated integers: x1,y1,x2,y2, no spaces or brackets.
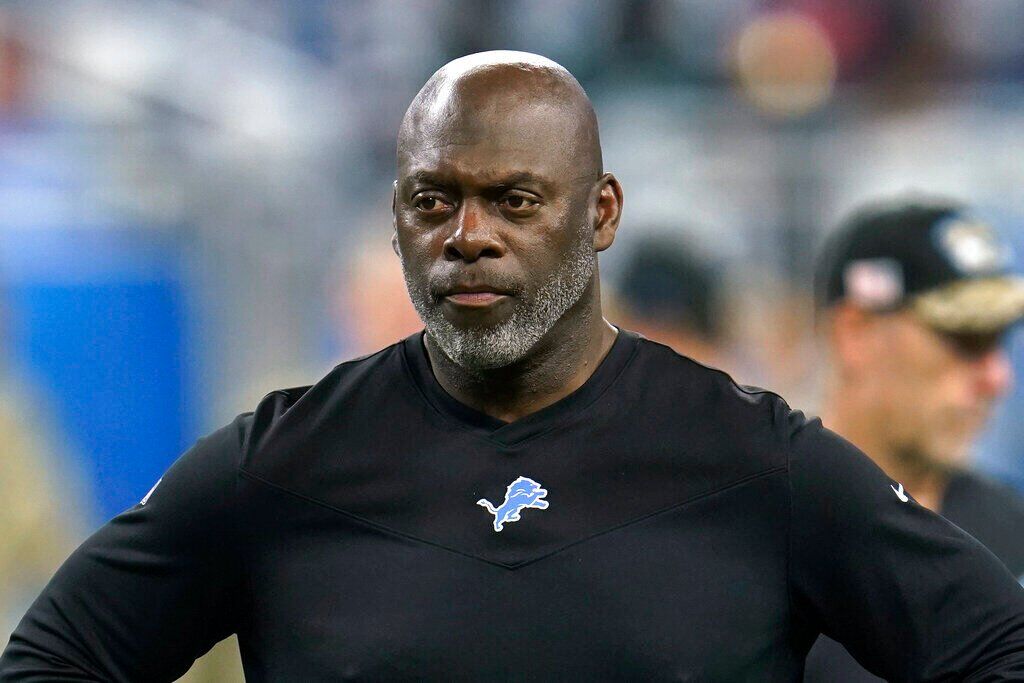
806,469,1024,682
3,330,1024,681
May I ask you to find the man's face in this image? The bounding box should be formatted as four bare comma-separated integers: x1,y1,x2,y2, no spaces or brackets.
857,310,1013,469
393,100,600,369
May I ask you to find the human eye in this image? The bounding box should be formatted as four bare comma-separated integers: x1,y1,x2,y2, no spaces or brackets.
412,192,453,217
498,191,541,215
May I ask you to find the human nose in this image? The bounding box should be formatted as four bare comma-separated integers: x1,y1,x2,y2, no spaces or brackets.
442,199,504,263
975,347,1013,399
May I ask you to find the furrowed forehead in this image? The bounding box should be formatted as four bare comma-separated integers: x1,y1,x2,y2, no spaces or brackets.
407,169,548,186
403,165,597,189
400,167,578,198
398,106,596,188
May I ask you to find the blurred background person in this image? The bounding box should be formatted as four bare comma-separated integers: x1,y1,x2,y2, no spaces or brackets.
804,197,1024,682
614,237,729,368
613,235,731,368
611,236,816,404
328,240,423,359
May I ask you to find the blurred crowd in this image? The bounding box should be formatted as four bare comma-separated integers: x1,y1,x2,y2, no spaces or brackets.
2,1,1024,679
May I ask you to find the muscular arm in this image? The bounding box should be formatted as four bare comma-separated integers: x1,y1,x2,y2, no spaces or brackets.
0,416,248,682
787,409,1024,681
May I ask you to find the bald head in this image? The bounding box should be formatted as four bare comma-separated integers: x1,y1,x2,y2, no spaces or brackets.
397,51,602,178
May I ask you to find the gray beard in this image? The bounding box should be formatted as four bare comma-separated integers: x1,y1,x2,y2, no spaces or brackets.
403,235,596,370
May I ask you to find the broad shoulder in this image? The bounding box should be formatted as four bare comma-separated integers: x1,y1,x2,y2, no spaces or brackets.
147,343,408,497
632,334,802,434
239,341,410,461
629,334,817,474
630,336,889,498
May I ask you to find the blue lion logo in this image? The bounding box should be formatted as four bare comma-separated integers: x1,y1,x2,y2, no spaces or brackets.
477,476,549,532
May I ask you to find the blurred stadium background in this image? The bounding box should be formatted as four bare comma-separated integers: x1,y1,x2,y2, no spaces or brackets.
2,0,1024,678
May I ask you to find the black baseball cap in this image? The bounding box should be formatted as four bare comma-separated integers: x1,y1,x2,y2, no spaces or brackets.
618,236,722,341
814,198,1024,334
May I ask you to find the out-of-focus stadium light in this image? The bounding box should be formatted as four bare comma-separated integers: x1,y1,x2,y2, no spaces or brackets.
221,77,294,147
21,0,343,155
732,10,838,119
71,16,167,92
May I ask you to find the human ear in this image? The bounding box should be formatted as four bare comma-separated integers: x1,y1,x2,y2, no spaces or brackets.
391,181,398,226
391,182,402,257
592,173,623,252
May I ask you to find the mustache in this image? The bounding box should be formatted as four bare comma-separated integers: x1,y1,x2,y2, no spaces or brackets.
427,269,526,299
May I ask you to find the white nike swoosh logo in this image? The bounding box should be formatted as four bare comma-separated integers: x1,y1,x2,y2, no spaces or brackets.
141,477,162,506
891,483,909,502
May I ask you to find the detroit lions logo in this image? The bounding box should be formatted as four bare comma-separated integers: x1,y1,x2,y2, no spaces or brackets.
477,476,549,532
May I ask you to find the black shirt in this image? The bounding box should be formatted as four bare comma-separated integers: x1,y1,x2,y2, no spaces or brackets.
4,331,1024,681
804,469,1024,682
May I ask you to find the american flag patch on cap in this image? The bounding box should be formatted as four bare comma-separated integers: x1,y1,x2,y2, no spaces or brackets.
844,258,904,309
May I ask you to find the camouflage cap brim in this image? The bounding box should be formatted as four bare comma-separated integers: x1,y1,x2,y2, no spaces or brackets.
912,276,1024,335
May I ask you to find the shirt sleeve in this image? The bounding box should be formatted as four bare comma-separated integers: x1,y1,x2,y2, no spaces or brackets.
0,415,249,683
787,409,1024,681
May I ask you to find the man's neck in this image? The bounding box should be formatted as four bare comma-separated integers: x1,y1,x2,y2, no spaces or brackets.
424,296,618,424
821,398,950,512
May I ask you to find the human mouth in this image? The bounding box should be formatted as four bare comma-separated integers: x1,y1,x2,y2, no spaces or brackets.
447,292,506,305
442,285,513,308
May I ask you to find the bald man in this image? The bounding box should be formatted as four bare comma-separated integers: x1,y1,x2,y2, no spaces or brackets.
4,52,1024,681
